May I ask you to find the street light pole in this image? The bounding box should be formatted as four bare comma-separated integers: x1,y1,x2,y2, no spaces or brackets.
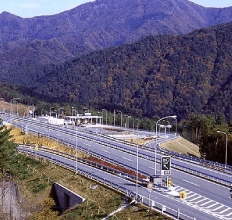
102,109,107,126
10,98,20,115
155,115,177,175
50,107,55,117
217,131,228,165
114,110,116,126
136,142,138,201
98,112,103,126
76,126,78,174
117,111,122,127
127,116,131,129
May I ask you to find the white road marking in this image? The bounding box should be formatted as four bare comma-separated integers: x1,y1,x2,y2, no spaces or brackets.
69,138,75,141
219,207,231,214
183,179,200,187
84,143,91,146
222,211,232,217
206,202,219,209
123,157,133,162
200,200,213,206
169,184,232,219
212,205,225,211
102,149,109,153
186,194,197,199
193,198,208,204
149,166,159,171
188,195,202,202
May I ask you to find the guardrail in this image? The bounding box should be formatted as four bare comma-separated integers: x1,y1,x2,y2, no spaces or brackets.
18,147,197,220
18,145,149,184
9,116,231,173
9,118,232,186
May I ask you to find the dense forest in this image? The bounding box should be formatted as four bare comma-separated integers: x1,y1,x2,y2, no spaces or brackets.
1,0,232,87
181,114,232,165
20,21,232,122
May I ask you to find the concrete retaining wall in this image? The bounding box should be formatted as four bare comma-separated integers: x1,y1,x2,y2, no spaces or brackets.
51,182,85,213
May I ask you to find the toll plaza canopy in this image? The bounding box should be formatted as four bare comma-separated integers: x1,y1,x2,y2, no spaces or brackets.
66,113,103,125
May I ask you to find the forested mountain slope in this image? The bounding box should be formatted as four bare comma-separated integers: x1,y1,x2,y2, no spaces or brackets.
1,0,232,86
30,22,232,121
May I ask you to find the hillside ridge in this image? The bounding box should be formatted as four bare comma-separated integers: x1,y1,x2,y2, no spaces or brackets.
1,0,232,86
25,21,232,121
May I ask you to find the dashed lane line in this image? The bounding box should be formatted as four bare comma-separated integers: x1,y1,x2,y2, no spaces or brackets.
123,157,133,162
183,179,200,187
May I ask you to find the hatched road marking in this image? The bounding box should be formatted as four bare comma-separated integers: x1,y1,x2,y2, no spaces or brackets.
169,185,232,220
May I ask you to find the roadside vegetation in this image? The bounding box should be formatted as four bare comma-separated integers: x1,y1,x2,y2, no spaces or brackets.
19,154,171,220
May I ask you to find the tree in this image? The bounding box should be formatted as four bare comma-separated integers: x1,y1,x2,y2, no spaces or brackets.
0,119,18,212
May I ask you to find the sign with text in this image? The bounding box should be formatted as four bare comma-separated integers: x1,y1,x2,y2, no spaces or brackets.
161,156,171,175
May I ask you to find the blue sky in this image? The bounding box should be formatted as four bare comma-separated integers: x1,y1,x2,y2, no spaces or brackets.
0,0,231,18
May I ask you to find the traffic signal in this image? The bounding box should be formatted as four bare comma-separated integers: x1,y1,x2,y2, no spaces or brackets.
168,178,172,187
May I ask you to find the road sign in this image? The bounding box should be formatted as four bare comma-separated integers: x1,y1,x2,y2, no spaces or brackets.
161,156,171,175
147,182,153,190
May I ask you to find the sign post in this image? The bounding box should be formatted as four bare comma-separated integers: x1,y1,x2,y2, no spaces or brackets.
161,156,171,175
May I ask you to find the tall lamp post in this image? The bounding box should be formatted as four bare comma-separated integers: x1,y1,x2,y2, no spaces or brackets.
50,107,55,117
10,98,20,115
117,111,122,127
127,116,131,129
98,112,103,126
58,107,64,118
155,115,177,175
76,126,78,173
217,131,228,166
102,109,107,126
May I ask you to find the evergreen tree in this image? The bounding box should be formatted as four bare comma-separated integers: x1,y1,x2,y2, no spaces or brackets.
0,119,18,212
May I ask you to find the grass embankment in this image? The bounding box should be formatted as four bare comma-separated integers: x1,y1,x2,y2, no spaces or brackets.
160,137,200,158
126,133,200,158
10,126,87,158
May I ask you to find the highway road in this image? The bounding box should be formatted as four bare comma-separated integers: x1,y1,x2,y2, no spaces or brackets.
18,146,223,220
2,114,232,219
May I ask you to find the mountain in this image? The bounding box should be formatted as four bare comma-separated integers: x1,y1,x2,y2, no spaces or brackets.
1,0,232,86
24,22,232,121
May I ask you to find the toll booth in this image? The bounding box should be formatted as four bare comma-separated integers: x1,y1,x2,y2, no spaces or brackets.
150,175,162,186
